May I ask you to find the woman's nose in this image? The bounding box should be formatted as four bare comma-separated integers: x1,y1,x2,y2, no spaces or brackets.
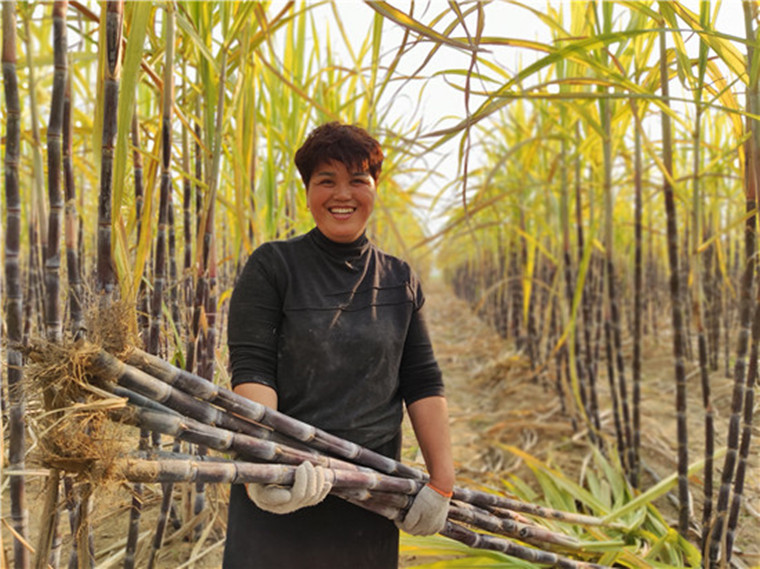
333,181,352,198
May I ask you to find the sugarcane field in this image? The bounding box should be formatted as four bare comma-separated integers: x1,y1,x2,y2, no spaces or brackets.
3,0,760,567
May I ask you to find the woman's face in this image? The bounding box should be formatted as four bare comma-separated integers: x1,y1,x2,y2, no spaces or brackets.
306,160,376,243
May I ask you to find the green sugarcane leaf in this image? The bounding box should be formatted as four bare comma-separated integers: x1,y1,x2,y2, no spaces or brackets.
602,447,727,525
112,0,151,300
175,6,217,72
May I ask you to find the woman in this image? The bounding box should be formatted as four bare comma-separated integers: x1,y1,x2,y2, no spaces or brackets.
223,122,454,569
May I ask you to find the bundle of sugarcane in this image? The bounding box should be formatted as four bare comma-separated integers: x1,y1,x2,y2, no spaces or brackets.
31,342,620,568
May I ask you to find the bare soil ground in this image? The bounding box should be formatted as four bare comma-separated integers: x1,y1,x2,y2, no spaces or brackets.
3,282,759,568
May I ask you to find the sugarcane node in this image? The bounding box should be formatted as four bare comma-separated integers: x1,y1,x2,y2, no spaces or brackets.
120,458,158,482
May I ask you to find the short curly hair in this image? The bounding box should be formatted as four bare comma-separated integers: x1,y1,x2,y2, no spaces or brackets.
294,122,384,188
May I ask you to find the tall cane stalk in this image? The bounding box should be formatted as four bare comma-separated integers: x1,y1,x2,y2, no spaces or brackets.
39,4,69,564
717,3,760,563
575,137,601,438
132,111,148,343
123,108,147,569
598,23,629,467
631,101,643,488
658,26,690,538
63,68,83,338
44,0,66,345
20,3,47,249
3,2,30,567
96,0,123,297
146,8,176,568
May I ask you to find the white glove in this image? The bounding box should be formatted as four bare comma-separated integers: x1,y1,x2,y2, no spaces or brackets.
246,462,332,514
396,484,451,536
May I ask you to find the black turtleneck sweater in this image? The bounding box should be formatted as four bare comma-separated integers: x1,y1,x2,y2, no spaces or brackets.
227,227,444,451
223,228,444,569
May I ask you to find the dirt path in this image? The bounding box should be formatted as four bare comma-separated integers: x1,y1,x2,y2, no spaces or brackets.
423,281,576,486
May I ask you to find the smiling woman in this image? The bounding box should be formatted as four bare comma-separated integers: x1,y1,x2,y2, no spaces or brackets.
305,161,376,243
296,123,382,244
224,121,455,569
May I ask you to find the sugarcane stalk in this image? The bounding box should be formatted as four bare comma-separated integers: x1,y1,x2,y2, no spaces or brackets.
44,346,619,566
600,78,632,474
108,404,371,479
186,99,202,375
20,2,47,248
447,501,580,549
123,388,150,569
74,484,92,569
442,522,606,569
131,110,148,343
123,105,146,569
181,59,192,305
44,0,67,344
112,385,615,535
120,457,420,495
44,8,69,563
192,37,226,541
719,5,760,564
117,408,587,551
603,319,625,464
63,62,83,338
117,347,617,528
96,0,123,296
575,134,601,438
450,485,614,528
658,26,691,537
724,301,758,560
145,11,176,566
122,347,423,478
590,256,605,429
559,126,589,436
117,456,601,565
3,2,30,566
98,361,615,529
90,351,291,445
693,104,716,562
146,481,172,569
627,96,644,489
125,104,149,568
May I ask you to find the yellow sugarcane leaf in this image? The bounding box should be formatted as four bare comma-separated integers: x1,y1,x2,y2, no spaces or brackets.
367,1,478,53
667,0,747,84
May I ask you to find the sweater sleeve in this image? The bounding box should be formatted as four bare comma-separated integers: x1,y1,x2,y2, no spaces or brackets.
398,279,444,405
227,245,283,390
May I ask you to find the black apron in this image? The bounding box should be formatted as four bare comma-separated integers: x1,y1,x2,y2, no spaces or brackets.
222,436,400,569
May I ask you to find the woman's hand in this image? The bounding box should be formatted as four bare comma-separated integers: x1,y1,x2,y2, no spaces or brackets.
396,483,451,535
246,461,332,514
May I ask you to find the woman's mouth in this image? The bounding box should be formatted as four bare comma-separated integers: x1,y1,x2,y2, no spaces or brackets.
329,206,355,219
